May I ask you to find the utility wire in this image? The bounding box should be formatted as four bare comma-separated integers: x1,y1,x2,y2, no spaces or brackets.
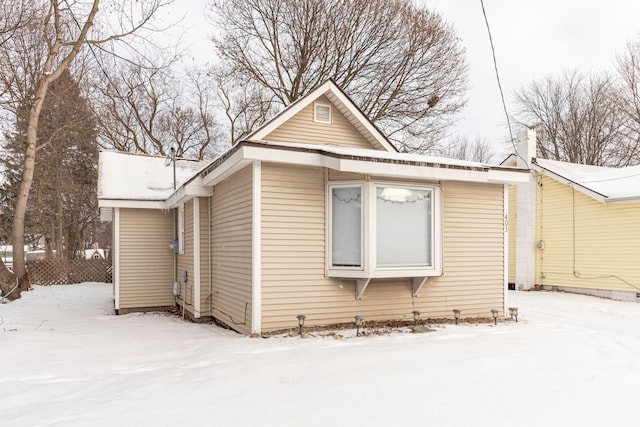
569,187,640,291
581,170,640,183
479,0,529,166
481,1,639,293
62,0,125,100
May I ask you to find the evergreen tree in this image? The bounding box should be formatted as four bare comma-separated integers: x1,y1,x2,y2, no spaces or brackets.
0,70,99,259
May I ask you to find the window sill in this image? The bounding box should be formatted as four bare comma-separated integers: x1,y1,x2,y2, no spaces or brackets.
327,267,442,279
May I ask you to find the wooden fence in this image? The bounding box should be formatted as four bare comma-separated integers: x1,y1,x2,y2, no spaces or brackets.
26,259,113,285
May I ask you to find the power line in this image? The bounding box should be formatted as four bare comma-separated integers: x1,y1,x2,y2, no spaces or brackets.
581,170,640,183
62,0,124,99
479,0,528,166
569,187,640,291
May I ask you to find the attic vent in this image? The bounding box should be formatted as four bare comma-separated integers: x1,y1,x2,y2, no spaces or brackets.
314,102,332,124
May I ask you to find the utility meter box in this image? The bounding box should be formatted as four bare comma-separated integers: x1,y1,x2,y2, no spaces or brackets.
169,240,179,254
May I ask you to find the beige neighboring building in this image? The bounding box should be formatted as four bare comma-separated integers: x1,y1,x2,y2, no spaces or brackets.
505,139,640,302
98,80,528,335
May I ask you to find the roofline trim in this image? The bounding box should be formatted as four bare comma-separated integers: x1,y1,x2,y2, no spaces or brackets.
531,159,608,203
98,199,167,209
211,141,529,184
245,79,398,153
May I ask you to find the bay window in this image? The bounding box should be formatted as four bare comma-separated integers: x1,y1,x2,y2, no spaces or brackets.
376,186,432,267
330,186,362,267
328,182,441,278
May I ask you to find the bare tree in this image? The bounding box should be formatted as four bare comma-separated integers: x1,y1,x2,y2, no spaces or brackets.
513,70,631,166
211,66,279,146
209,0,468,151
438,135,496,163
0,0,172,300
91,61,225,159
0,0,27,49
616,39,640,162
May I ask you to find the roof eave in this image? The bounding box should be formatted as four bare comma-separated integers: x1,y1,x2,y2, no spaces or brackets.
166,177,213,209
531,161,608,203
205,141,529,184
603,196,640,205
97,199,167,209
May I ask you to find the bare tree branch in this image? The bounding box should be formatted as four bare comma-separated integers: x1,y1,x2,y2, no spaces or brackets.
91,57,226,159
437,135,496,163
208,0,468,152
0,0,174,298
513,70,630,166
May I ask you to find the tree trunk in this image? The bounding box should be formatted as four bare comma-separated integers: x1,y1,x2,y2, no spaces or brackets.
0,257,19,301
12,76,51,293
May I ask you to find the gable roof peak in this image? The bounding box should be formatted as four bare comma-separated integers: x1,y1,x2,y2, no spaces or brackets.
246,80,398,152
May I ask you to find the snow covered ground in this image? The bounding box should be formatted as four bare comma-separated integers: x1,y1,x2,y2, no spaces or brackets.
1,283,639,427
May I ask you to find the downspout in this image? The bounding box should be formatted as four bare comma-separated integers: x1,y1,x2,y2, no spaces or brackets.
209,195,213,317
173,206,178,310
171,149,179,312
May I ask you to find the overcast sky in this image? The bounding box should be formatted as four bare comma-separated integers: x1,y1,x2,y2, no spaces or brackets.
428,0,640,157
169,0,640,158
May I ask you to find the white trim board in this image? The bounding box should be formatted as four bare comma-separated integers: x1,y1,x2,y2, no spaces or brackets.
532,161,640,205
251,161,262,334
239,145,528,185
113,208,120,310
193,197,201,319
99,199,166,210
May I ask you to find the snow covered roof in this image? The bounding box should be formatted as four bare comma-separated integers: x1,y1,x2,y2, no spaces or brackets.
99,142,528,210
98,151,208,202
533,158,640,203
248,140,494,169
198,140,528,189
84,249,106,259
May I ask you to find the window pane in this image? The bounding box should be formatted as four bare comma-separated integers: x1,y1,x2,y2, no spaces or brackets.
376,187,431,267
331,187,362,267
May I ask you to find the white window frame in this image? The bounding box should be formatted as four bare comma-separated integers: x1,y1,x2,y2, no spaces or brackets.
314,102,332,124
327,181,442,279
327,183,365,271
178,203,185,254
